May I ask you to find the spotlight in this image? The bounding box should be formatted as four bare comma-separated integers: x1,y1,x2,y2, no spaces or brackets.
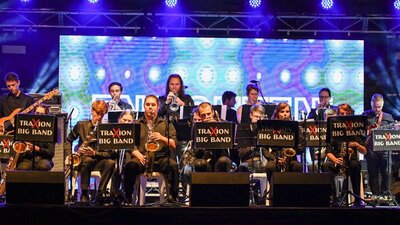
88,0,99,4
21,0,30,2
395,0,400,10
249,0,261,8
165,0,177,8
321,0,333,10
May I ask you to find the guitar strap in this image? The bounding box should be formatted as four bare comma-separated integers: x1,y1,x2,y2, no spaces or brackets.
377,112,383,128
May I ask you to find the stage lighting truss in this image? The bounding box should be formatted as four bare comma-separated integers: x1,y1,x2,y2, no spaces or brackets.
2,10,400,36
249,0,261,8
321,0,333,10
395,0,400,10
165,0,178,8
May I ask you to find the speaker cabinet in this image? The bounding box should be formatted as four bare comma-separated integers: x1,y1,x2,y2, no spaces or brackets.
6,171,64,205
271,172,331,207
190,172,249,207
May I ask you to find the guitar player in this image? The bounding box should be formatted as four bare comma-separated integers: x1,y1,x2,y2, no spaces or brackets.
0,72,34,134
362,93,395,196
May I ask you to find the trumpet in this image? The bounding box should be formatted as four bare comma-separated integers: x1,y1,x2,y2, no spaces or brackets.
109,96,121,111
169,92,179,112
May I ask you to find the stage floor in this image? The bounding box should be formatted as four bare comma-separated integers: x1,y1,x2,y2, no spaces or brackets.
1,203,399,225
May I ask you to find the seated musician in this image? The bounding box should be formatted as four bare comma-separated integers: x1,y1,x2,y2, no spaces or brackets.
265,102,303,181
123,95,179,204
67,100,116,203
16,104,54,171
321,103,367,206
193,102,233,172
237,104,271,172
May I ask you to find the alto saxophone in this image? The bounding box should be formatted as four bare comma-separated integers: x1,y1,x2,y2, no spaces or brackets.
64,122,98,179
144,110,161,175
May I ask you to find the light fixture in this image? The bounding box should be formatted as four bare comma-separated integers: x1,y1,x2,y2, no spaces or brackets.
165,0,177,8
321,0,334,10
249,0,261,8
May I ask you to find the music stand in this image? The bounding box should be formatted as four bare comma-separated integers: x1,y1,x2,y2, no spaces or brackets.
371,129,400,206
97,123,137,205
327,115,371,207
14,113,57,170
300,121,328,172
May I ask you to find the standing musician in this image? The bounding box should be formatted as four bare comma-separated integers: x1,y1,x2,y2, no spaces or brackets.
362,94,395,196
192,102,233,172
265,102,303,181
67,100,116,203
108,82,133,111
237,104,271,172
322,103,367,206
16,104,55,171
123,95,179,204
0,72,34,133
222,91,238,123
237,84,260,123
307,87,337,121
158,74,194,119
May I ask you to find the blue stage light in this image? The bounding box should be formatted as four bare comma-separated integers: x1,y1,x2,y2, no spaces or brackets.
88,0,99,4
395,0,400,10
165,0,177,8
321,0,333,10
21,0,30,3
249,0,261,8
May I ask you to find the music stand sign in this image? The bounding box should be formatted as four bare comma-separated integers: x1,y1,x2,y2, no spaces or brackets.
299,121,327,147
372,129,400,151
97,123,136,150
256,120,299,148
194,122,234,149
0,135,13,159
14,114,57,143
327,116,367,144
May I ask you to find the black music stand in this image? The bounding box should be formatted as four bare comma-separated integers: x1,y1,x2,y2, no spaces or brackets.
14,114,57,171
301,121,328,172
326,115,371,207
193,122,235,171
97,123,137,205
371,129,400,206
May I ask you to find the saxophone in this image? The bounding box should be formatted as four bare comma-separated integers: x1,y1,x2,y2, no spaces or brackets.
64,122,98,179
144,110,161,175
336,142,354,175
0,141,33,194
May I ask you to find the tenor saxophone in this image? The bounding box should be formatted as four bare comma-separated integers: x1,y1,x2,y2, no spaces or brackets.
144,110,161,175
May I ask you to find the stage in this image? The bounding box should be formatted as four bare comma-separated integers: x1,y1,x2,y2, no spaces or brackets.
0,203,399,225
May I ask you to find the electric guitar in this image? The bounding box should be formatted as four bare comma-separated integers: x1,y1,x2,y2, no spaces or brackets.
0,89,59,135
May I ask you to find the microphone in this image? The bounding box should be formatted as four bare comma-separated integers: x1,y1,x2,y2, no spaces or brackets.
249,80,259,84
65,108,74,124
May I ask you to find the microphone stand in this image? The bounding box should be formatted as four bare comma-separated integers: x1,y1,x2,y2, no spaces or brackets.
301,111,307,172
253,81,269,104
65,109,74,203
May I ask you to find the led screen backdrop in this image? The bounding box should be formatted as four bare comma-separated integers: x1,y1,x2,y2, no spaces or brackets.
59,36,364,124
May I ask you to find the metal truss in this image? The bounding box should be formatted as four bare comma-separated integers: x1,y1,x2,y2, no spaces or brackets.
1,9,400,35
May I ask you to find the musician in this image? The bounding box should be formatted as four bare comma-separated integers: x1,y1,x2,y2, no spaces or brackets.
362,94,395,196
237,104,271,172
265,102,303,181
237,84,260,123
193,102,232,172
0,72,34,133
123,95,179,204
108,82,132,111
67,100,116,203
16,104,54,171
222,91,238,123
158,74,194,119
322,103,367,206
307,87,337,121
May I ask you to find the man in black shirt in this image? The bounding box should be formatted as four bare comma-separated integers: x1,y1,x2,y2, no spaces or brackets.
0,72,34,133
222,91,238,123
108,82,133,111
